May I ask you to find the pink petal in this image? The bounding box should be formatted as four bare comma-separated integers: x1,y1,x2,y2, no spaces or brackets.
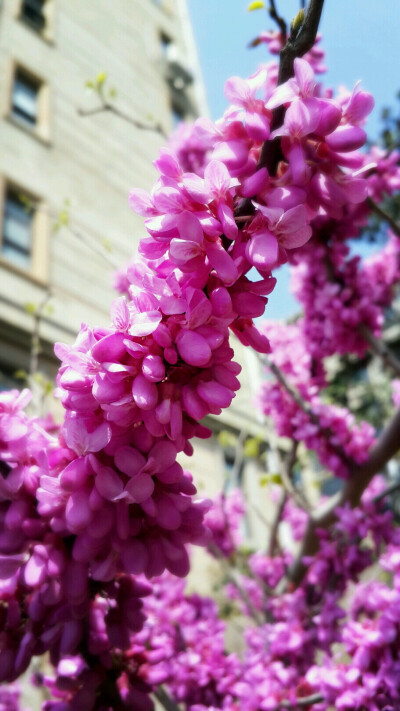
95,466,124,500
125,473,154,503
325,125,367,152
132,374,158,410
280,225,312,249
206,240,238,285
176,330,212,367
170,239,204,264
197,380,233,408
246,231,279,270
224,76,251,106
205,160,232,196
115,446,146,477
110,296,130,331
217,202,238,240
65,491,92,532
129,311,162,337
122,540,149,574
294,58,315,97
176,210,205,244
128,188,155,216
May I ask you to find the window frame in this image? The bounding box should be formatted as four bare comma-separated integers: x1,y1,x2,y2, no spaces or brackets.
7,60,51,144
0,176,50,284
16,0,55,43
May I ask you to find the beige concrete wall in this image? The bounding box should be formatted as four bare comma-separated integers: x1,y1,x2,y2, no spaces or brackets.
0,0,207,350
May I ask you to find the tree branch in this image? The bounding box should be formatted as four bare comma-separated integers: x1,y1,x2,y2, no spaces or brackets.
273,693,324,710
268,0,287,42
289,406,400,585
358,323,400,377
78,103,168,139
154,687,181,711
236,0,325,216
277,0,325,85
367,196,400,238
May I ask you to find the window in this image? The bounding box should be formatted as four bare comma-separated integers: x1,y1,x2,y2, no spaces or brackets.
11,69,40,127
171,102,186,129
20,0,46,31
0,180,50,281
1,189,34,269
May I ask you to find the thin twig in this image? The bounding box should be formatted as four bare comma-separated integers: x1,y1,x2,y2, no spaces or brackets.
273,693,324,710
209,543,264,625
268,487,287,557
367,197,400,238
373,479,400,504
261,355,354,472
78,103,168,139
29,290,52,377
268,0,287,42
289,406,400,585
277,0,325,85
275,441,312,513
358,324,400,378
154,686,181,711
258,0,325,172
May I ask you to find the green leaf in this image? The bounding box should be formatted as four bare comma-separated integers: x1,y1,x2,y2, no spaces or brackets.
25,302,37,315
247,1,265,10
260,473,282,487
218,430,236,448
14,369,28,381
243,436,262,458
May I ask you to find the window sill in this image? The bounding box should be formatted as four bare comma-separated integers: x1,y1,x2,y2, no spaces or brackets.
6,114,52,148
0,256,48,288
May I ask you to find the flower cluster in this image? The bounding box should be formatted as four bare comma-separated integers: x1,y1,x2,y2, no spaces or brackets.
1,24,400,711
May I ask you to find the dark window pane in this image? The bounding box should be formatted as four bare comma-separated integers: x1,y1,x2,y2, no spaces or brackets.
12,71,39,126
171,103,185,129
2,191,33,269
21,0,46,31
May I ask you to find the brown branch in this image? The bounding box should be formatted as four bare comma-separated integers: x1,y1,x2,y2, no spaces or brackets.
29,290,52,377
236,0,325,217
257,0,325,173
268,487,287,556
154,687,181,711
268,442,301,557
78,103,168,139
367,197,400,238
273,693,324,710
277,0,325,85
373,479,400,504
358,323,400,377
276,440,312,513
268,0,287,42
289,406,400,585
209,543,264,625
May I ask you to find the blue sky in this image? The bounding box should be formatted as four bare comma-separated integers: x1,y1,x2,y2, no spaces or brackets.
186,0,400,318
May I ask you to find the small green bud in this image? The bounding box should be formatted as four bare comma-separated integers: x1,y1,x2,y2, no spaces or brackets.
290,8,305,34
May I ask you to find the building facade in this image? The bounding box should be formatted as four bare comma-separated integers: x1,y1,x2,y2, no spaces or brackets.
0,0,207,381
